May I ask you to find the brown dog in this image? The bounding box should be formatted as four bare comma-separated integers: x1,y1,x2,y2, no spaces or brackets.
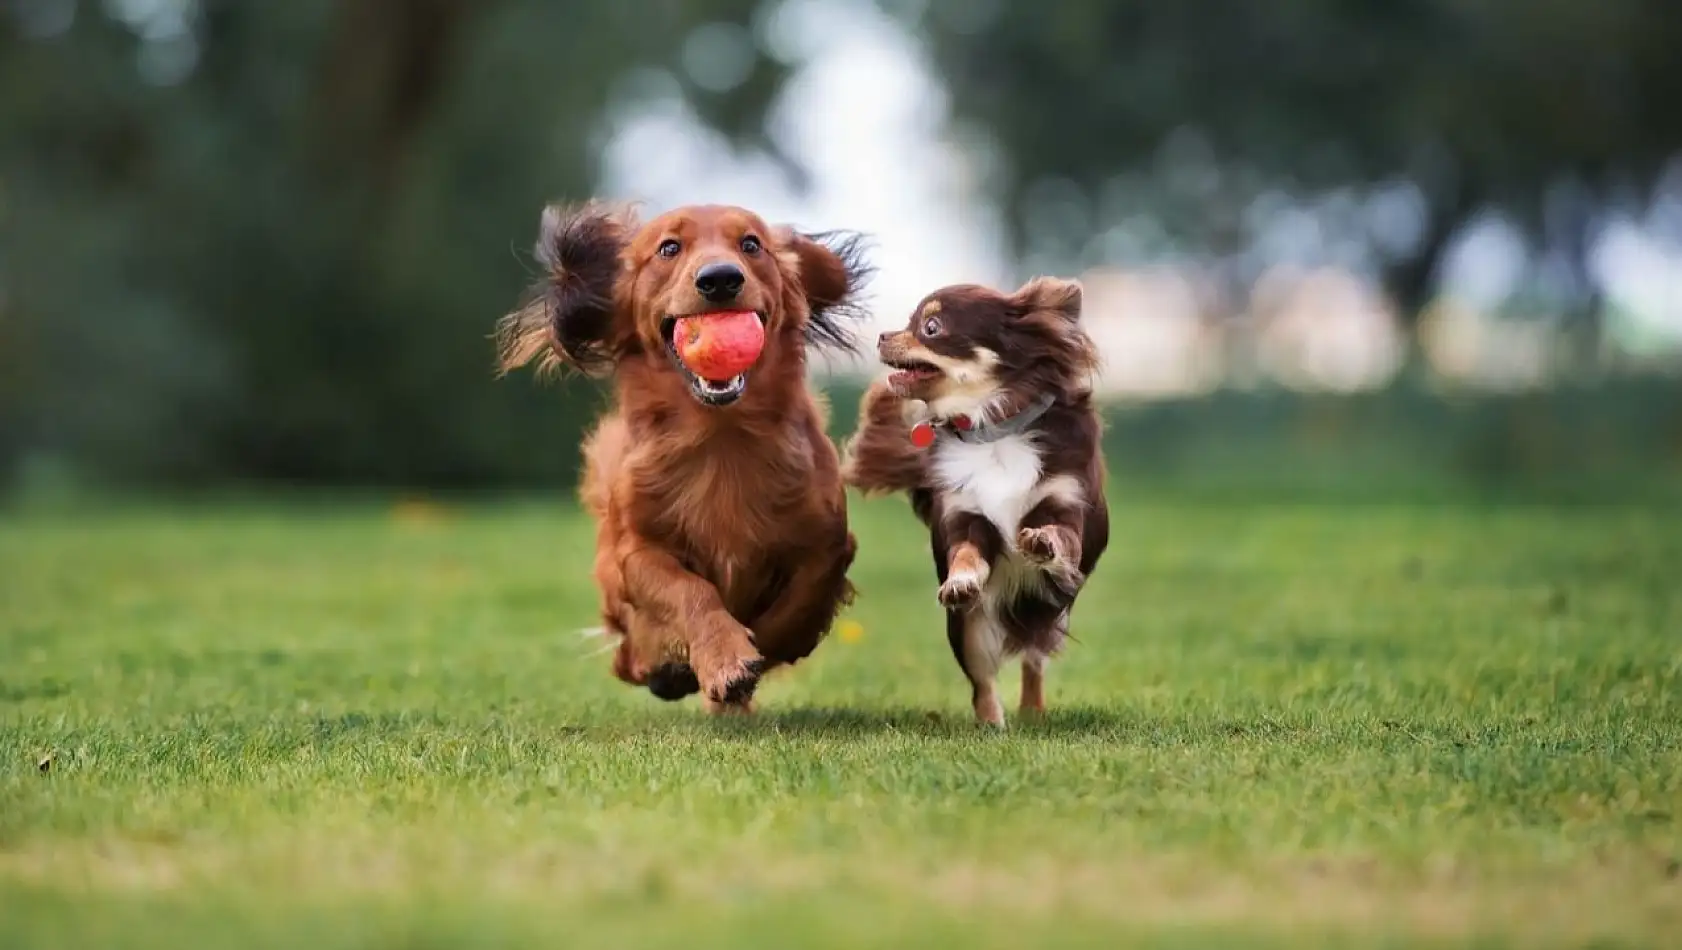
496,203,872,713
843,278,1108,726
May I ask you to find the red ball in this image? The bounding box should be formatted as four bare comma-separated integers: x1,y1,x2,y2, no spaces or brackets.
673,310,765,381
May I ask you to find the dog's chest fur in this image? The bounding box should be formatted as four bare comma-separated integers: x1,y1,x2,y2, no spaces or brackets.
931,434,1042,538
930,432,1050,606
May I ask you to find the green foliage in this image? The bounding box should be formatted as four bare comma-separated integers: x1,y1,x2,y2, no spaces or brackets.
819,377,1682,505
3,493,1680,947
0,1,781,488
4,1,1680,492
903,0,1682,305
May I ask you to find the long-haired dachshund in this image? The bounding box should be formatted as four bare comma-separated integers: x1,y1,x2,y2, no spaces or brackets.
496,202,872,713
842,278,1109,726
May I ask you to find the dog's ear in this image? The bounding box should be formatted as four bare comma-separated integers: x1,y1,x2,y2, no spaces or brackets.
780,228,875,353
1012,276,1082,323
1009,275,1100,391
495,202,634,378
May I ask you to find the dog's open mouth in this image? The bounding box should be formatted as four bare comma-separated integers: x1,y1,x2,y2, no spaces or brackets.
660,313,765,407
883,356,942,393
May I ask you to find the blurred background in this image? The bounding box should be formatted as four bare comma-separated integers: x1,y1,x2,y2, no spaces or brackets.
3,0,1681,503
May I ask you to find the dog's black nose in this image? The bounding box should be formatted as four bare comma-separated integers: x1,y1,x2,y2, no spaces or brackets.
694,261,745,303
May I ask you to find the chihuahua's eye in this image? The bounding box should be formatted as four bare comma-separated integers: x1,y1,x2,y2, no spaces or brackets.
657,239,682,259
740,235,762,255
921,316,943,337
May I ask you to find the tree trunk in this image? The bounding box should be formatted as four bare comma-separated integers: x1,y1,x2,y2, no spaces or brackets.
307,0,475,212
1383,177,1484,326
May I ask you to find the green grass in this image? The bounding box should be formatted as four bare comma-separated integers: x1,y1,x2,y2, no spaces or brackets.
2,490,1680,948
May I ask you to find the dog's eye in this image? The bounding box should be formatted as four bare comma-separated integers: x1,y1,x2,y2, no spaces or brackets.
739,235,762,255
921,316,943,337
657,239,682,259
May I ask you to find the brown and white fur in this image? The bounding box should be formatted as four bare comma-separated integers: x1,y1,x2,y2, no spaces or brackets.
842,278,1108,726
495,202,872,714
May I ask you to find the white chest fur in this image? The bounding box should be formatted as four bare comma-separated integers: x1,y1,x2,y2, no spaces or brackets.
931,433,1044,546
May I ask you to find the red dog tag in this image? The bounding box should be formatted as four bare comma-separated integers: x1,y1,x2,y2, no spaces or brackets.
910,421,935,449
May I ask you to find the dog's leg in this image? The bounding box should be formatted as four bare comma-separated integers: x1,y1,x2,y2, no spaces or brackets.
747,529,857,668
621,547,763,707
937,511,1007,726
948,610,1007,727
938,542,990,611
1020,650,1047,718
1016,494,1086,597
936,511,1001,612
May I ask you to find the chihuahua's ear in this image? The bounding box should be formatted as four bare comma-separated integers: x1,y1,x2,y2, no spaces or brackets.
495,202,635,378
778,228,876,353
1012,276,1082,323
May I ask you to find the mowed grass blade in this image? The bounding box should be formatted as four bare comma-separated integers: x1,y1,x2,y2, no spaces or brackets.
2,494,1679,948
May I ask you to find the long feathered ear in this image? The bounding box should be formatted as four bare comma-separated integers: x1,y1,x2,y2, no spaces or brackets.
1012,276,1082,322
779,228,875,353
494,202,634,378
1010,275,1100,389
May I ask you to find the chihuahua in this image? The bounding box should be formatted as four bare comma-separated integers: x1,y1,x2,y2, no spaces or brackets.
842,277,1109,726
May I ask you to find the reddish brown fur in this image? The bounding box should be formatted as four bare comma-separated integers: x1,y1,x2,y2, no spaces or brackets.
497,203,872,712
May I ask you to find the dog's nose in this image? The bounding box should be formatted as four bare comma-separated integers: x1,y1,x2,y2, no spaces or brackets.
877,332,892,346
694,262,746,303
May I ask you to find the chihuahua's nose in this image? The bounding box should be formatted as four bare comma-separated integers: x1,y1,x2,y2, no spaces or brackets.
877,332,892,346
694,261,745,303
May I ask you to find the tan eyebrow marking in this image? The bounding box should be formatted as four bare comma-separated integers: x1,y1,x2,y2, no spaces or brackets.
920,300,942,317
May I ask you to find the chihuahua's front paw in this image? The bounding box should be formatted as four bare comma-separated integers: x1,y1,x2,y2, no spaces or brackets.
938,562,989,611
1018,526,1083,596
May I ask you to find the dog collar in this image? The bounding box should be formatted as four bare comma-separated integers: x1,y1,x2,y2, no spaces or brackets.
910,394,1057,448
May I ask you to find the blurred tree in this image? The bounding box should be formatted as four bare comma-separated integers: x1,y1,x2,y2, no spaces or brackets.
900,0,1682,330
0,0,785,488
6,0,1678,491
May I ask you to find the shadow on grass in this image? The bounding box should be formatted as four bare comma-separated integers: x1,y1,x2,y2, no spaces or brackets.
717,704,1154,739
50,705,1320,760
270,706,1157,744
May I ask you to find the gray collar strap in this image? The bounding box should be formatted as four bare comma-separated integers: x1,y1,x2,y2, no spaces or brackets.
941,393,1057,445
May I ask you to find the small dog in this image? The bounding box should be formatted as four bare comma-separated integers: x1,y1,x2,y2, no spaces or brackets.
842,277,1109,726
496,202,872,714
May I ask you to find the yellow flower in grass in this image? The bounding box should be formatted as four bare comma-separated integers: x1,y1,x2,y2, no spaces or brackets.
390,496,450,528
837,619,865,644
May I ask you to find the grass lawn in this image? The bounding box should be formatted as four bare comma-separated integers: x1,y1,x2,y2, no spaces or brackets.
2,488,1679,948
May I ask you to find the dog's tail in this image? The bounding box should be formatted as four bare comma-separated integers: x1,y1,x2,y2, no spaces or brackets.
840,381,927,497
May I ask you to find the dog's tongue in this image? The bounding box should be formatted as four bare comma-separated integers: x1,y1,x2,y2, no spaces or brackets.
674,310,764,382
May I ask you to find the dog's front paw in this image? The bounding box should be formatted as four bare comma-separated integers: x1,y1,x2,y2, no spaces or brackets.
692,619,766,706
938,569,987,612
704,655,765,706
1017,526,1062,564
1018,526,1084,595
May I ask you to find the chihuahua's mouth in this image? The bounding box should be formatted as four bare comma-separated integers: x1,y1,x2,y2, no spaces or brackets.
660,313,765,407
882,355,943,394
